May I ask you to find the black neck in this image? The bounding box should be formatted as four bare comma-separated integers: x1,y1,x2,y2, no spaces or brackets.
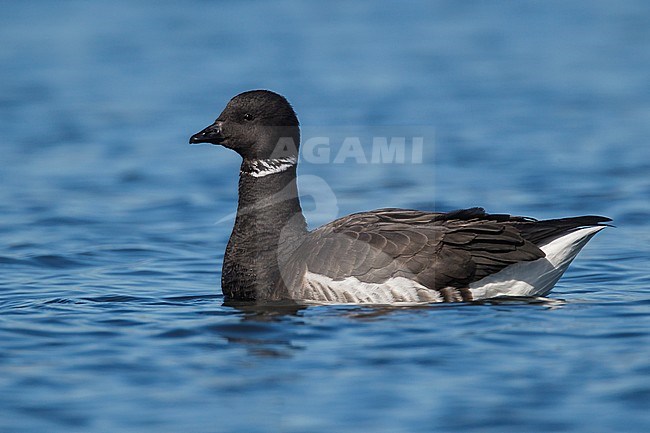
221,163,307,301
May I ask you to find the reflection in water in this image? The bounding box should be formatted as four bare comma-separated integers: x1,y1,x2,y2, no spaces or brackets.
472,295,566,308
214,296,566,357
211,301,308,358
223,300,308,319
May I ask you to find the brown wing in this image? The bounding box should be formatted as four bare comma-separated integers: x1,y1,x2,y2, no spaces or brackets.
284,208,545,300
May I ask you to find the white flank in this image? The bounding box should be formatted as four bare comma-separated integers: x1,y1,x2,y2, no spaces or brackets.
244,156,297,178
469,225,606,299
300,271,442,305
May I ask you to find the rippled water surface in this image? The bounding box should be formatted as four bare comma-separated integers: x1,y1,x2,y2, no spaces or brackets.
1,1,649,432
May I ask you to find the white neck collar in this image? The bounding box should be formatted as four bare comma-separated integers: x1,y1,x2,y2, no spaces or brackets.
241,156,297,178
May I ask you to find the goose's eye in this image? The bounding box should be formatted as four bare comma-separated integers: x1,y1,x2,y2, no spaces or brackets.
243,113,253,121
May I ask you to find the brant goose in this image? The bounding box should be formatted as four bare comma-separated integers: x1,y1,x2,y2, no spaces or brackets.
190,90,610,304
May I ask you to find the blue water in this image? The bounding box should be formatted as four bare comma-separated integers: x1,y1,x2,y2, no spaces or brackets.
1,1,649,432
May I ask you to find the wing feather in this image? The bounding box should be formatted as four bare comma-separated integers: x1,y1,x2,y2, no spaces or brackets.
285,208,551,296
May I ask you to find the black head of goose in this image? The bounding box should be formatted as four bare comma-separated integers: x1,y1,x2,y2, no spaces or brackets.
190,90,611,305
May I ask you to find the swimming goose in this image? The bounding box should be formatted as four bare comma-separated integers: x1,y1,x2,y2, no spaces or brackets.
190,90,610,304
